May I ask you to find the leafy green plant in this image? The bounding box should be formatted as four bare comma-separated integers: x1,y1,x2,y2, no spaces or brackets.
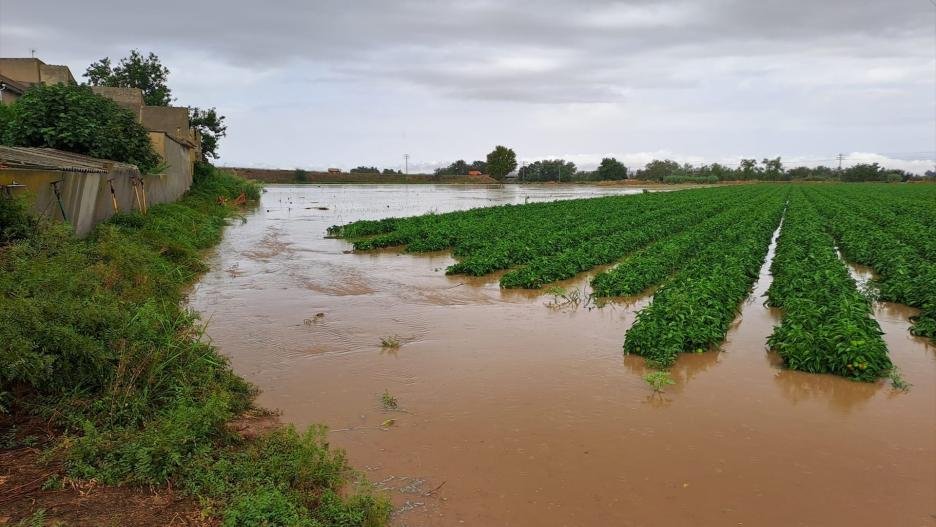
380,390,398,410
2,83,160,172
643,371,676,392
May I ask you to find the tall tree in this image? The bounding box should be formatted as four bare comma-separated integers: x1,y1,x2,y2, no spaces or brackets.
486,145,518,180
84,50,173,106
188,106,227,160
596,157,627,180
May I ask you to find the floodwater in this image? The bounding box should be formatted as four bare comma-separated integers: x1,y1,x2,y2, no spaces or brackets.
190,184,936,527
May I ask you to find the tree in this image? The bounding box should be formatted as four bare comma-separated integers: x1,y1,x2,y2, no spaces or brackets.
3,84,160,172
842,163,885,182
485,146,517,180
469,160,488,173
640,159,680,181
738,158,759,180
84,50,172,106
596,157,628,181
435,160,470,176
188,106,227,160
350,166,380,173
382,168,401,175
761,157,785,180
518,159,576,182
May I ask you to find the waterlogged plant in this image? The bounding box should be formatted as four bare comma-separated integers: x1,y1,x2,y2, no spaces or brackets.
889,367,912,392
380,336,400,349
766,190,891,381
643,371,675,393
380,389,399,410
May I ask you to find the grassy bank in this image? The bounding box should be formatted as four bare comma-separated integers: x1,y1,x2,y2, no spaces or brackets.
0,164,389,526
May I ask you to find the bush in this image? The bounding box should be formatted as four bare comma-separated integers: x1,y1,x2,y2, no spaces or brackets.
2,84,160,172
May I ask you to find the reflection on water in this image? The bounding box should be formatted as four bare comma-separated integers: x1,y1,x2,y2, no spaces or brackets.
190,184,936,527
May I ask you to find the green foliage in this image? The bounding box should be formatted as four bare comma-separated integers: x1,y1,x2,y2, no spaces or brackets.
0,195,38,245
486,145,518,180
380,336,400,349
189,106,227,160
380,390,398,409
636,159,681,181
350,166,381,174
3,83,160,172
184,425,390,527
623,189,786,367
888,367,911,391
294,168,309,183
766,189,891,380
596,157,628,180
518,159,576,182
0,164,385,524
643,371,675,392
84,50,173,106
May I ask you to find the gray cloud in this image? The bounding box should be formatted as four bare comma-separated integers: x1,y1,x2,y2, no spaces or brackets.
0,0,933,171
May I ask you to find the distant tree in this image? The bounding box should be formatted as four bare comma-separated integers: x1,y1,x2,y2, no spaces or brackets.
382,168,401,175
188,106,227,160
435,159,470,176
485,146,517,180
842,162,885,182
640,159,681,181
761,157,785,180
469,160,488,173
518,159,576,182
294,168,308,182
738,158,759,180
350,166,381,174
3,84,160,172
84,50,172,106
596,157,628,181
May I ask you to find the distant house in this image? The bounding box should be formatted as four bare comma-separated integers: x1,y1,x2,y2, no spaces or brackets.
328,168,341,174
468,170,483,176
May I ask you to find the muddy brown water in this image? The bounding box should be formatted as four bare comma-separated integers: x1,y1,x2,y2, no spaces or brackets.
190,184,935,527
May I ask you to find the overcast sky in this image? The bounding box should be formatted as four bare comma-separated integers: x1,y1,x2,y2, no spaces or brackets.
1,0,934,173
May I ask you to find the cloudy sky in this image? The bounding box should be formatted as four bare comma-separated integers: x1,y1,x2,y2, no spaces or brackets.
1,0,934,173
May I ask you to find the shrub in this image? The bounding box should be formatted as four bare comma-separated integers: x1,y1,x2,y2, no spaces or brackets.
3,83,160,172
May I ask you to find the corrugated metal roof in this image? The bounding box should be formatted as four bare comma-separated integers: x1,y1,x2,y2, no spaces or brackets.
0,146,134,173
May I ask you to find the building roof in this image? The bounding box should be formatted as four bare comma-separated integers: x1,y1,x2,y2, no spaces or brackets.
0,74,28,95
0,146,134,173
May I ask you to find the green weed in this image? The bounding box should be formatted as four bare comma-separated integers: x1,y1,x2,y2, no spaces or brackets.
380,390,398,410
380,336,400,349
889,367,912,392
643,371,676,393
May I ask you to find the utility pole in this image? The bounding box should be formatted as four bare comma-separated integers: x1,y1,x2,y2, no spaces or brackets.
836,153,845,171
403,153,409,175
30,49,36,58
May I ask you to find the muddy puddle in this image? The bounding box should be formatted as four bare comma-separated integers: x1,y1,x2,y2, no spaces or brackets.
190,184,935,526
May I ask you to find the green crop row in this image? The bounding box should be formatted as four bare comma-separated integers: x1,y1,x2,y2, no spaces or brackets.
803,186,936,340
765,189,891,380
590,188,778,296
497,188,767,288
622,188,787,367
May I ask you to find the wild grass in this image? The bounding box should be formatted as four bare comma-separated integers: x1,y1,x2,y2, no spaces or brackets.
380,336,400,349
380,390,398,410
0,163,389,525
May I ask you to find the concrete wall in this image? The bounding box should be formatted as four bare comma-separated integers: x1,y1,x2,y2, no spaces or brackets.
0,58,41,84
1,162,194,238
141,106,190,135
147,132,194,204
0,58,75,85
90,86,144,117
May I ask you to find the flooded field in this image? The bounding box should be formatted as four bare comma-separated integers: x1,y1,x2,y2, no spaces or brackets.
190,184,935,527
